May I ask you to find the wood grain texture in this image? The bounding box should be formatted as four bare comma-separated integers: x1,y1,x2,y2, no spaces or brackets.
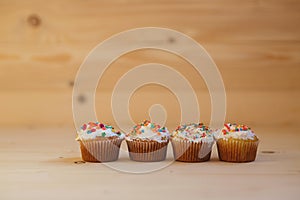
0,126,299,199
0,90,298,128
0,0,299,127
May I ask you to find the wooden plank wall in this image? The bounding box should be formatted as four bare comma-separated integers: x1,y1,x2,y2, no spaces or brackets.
0,0,299,129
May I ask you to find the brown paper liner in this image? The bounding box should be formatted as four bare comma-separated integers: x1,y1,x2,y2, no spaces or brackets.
171,139,213,162
79,138,123,162
126,140,169,162
217,138,259,162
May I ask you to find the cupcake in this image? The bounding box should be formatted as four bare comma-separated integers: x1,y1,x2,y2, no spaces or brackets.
171,123,214,162
215,123,259,162
125,120,170,162
76,122,125,162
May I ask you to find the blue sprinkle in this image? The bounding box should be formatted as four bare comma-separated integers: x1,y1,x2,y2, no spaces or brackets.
141,129,145,133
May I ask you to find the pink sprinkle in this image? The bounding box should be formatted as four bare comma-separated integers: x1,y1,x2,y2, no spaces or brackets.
224,124,230,130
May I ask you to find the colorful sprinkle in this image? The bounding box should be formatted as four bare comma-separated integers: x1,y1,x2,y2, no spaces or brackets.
82,124,87,131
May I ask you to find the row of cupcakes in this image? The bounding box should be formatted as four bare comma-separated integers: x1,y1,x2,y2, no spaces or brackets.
76,120,259,163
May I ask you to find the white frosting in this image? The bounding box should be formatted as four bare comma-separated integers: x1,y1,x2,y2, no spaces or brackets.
76,123,125,140
215,123,257,140
126,121,170,143
172,123,214,143
77,128,124,140
216,130,256,140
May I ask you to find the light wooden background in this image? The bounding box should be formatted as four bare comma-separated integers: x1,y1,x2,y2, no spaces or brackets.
0,0,300,129
1,2,300,199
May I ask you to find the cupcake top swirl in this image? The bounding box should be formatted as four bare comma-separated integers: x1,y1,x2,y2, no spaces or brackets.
216,123,257,140
172,123,214,143
76,122,125,140
126,120,170,143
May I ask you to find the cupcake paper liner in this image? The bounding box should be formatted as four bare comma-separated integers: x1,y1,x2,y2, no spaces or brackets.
171,139,213,162
126,140,169,162
217,138,259,162
79,138,123,162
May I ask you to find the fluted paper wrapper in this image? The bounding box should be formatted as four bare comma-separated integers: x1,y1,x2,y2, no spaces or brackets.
126,140,169,162
217,138,259,162
79,138,123,162
171,139,213,162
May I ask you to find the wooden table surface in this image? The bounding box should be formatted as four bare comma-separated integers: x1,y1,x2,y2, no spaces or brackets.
1,126,299,200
